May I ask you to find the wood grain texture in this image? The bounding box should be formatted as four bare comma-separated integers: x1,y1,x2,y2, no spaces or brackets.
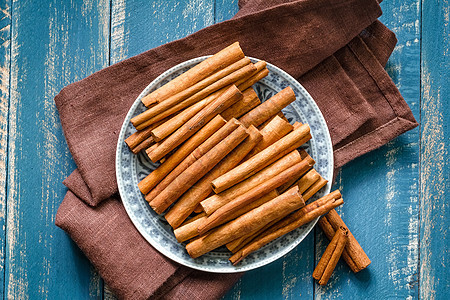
314,0,421,298
420,0,450,298
4,0,109,298
0,1,10,299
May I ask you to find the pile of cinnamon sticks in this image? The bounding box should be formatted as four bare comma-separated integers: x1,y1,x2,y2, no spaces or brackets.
125,43,370,280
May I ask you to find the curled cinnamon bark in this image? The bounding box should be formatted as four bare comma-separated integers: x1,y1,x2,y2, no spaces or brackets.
211,123,311,193
141,42,245,107
313,226,349,285
165,125,262,228
221,88,261,121
318,209,371,273
245,115,293,159
201,150,302,215
303,176,328,201
236,61,268,91
229,190,343,265
186,187,304,258
148,85,243,162
296,169,321,194
239,86,296,128
198,158,314,235
138,115,226,195
145,119,241,202
133,63,256,129
173,190,279,243
149,125,249,214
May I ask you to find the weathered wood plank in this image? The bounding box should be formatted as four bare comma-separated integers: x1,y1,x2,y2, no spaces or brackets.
314,0,421,298
0,0,10,299
419,0,450,299
5,0,110,298
110,0,215,64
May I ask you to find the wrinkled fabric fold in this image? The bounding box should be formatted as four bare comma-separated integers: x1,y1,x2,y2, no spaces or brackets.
55,0,417,299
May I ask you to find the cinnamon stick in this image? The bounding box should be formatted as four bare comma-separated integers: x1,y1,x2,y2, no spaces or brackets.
296,169,321,194
221,88,261,121
303,176,328,201
274,150,312,193
148,85,243,162
198,159,314,235
141,42,244,107
318,209,371,272
138,115,226,194
239,87,296,128
131,136,154,154
132,63,256,129
173,190,279,243
145,119,241,202
226,168,322,252
125,114,172,151
201,150,302,215
236,61,268,91
149,125,249,214
229,190,343,265
186,187,304,258
244,115,293,159
313,226,349,285
211,123,311,193
165,125,262,228
150,98,212,142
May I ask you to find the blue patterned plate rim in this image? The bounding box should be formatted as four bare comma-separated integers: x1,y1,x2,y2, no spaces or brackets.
116,56,334,273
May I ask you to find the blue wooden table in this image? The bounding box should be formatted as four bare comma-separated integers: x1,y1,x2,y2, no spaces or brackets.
0,0,448,299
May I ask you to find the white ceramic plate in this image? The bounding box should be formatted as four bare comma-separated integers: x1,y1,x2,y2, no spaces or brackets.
116,57,333,273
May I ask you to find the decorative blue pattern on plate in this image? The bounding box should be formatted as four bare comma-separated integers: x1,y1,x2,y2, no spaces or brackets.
116,57,333,273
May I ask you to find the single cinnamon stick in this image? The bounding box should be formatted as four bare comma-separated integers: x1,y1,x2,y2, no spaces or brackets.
318,209,371,272
186,187,304,258
131,136,154,154
313,226,349,285
132,63,256,129
245,115,294,160
274,150,312,193
236,61,268,91
149,125,249,214
174,190,279,243
145,119,241,202
141,42,244,107
239,87,296,128
150,98,212,142
226,217,279,253
138,115,226,194
165,125,262,228
303,176,328,201
229,190,343,265
235,61,266,85
221,88,261,121
182,212,207,226
296,169,321,194
125,114,172,151
148,85,243,162
201,150,302,215
198,159,313,235
211,123,311,193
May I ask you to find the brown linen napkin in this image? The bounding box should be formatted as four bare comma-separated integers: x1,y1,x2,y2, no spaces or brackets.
55,0,418,299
